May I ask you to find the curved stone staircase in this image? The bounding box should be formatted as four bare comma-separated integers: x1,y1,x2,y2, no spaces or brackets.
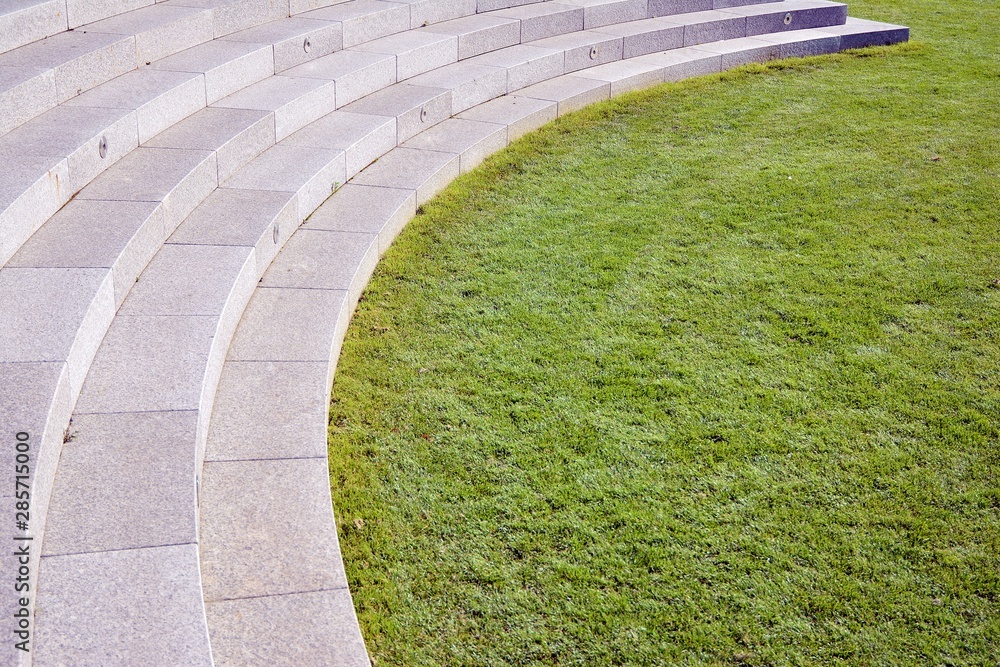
0,0,907,664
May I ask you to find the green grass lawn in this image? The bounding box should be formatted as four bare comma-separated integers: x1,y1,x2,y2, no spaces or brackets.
326,0,1000,664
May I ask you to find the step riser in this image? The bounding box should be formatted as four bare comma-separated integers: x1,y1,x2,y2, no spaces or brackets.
650,0,774,17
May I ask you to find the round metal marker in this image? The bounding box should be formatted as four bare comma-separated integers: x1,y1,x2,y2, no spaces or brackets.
98,135,108,159
590,45,599,60
273,223,279,244
784,13,793,25
420,107,428,122
303,36,312,53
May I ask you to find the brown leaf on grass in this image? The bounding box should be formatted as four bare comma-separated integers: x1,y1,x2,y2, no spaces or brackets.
353,518,365,530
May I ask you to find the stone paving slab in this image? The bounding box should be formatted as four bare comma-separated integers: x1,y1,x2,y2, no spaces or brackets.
562,0,648,28
398,0,478,28
119,244,254,316
74,314,219,414
227,287,350,362
466,42,565,90
478,0,559,11
0,361,69,499
753,24,840,56
573,56,664,94
0,359,70,665
534,28,625,71
221,16,345,72
0,63,56,136
649,0,712,15
0,29,136,103
493,2,585,42
353,28,460,80
40,410,201,555
456,93,557,140
408,59,508,112
212,74,337,140
0,104,139,194
341,82,453,142
282,109,397,176
84,3,215,65
165,0,288,39
67,0,154,29
201,457,347,599
206,361,331,460
304,183,416,254
726,0,847,37
0,268,114,395
260,228,380,296
634,44,721,80
693,34,780,66
171,187,299,275
673,8,747,45
7,199,166,307
151,38,274,103
301,0,412,48
420,13,521,59
285,48,397,107
513,72,611,115
818,16,909,49
352,144,461,204
35,544,212,667
145,106,276,182
77,146,219,228
0,153,69,268
591,16,684,57
206,588,368,667
402,116,508,173
222,143,348,219
62,67,207,143
0,0,67,55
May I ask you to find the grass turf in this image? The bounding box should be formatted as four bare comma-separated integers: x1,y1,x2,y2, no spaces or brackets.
326,0,1000,664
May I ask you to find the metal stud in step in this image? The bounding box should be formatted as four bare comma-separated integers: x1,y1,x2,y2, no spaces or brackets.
420,106,428,122
273,222,279,244
303,36,312,53
590,45,599,60
98,135,108,159
784,13,793,25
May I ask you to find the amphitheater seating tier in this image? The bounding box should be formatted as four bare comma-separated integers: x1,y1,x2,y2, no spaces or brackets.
0,0,908,663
